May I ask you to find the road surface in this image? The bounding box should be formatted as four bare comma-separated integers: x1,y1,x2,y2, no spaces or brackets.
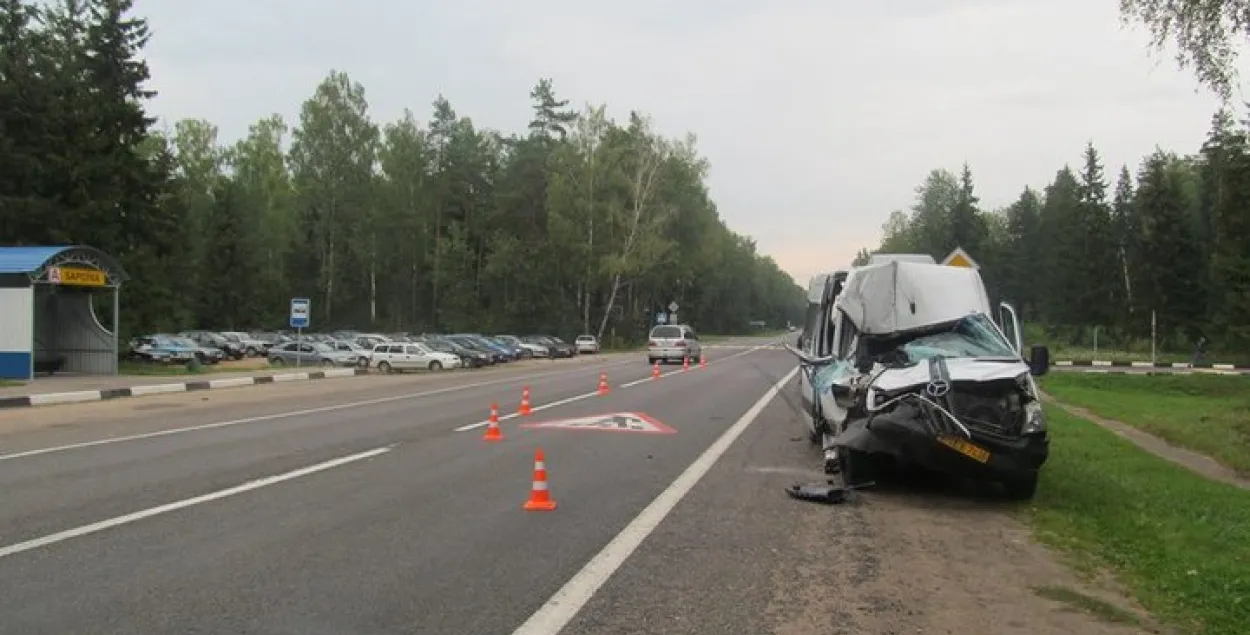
0,337,1146,635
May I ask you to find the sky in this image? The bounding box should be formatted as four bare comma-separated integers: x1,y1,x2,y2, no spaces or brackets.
140,0,1248,288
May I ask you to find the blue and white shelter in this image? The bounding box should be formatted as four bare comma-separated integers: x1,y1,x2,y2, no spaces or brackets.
0,245,129,380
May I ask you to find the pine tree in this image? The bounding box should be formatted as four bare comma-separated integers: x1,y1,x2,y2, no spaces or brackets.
1076,143,1121,327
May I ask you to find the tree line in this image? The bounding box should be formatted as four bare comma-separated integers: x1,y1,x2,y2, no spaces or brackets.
862,117,1250,354
0,0,805,344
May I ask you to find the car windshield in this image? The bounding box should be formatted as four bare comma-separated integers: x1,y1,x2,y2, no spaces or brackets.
549,337,566,344
173,337,199,348
577,335,594,341
311,342,335,352
651,326,681,338
896,314,1017,362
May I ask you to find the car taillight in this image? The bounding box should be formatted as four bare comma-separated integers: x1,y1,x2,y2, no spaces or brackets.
649,340,658,347
676,341,686,347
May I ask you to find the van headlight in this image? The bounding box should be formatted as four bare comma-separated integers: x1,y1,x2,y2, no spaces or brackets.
1022,400,1045,434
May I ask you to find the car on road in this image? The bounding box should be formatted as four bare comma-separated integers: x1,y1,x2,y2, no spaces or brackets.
371,342,461,373
647,324,702,365
575,335,600,354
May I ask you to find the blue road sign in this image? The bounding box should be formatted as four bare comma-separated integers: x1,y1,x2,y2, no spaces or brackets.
290,297,311,329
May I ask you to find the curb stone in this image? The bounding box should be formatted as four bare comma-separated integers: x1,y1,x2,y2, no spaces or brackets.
0,368,370,410
1053,359,1250,370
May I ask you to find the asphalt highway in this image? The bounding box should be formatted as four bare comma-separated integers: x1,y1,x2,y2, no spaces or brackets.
0,337,806,635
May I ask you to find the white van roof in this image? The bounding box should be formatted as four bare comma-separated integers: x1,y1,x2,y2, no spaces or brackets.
837,261,992,336
866,253,937,265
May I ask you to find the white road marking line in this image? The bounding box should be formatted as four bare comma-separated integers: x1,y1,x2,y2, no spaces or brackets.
455,392,599,432
509,366,799,635
0,446,393,560
617,344,766,388
0,359,637,463
454,343,773,432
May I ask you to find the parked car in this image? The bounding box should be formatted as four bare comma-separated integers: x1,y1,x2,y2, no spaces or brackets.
267,341,361,367
181,331,245,360
250,331,290,351
128,335,198,364
485,335,531,359
371,342,462,373
519,335,556,358
459,333,518,362
500,334,548,358
540,335,577,358
167,334,226,364
647,324,702,364
421,336,491,368
450,334,511,363
219,331,268,357
326,339,373,368
575,334,600,354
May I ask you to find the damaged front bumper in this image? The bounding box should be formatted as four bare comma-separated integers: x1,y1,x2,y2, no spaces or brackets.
837,407,1049,482
830,374,1050,487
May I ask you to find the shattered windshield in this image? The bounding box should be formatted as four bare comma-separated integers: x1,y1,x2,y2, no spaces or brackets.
898,314,1016,362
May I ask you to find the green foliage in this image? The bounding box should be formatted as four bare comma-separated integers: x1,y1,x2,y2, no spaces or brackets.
0,2,804,342
863,111,1250,355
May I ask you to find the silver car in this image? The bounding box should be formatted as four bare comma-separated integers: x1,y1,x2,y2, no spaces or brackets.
647,324,702,365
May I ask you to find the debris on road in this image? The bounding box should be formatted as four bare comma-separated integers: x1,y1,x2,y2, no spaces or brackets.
784,479,873,505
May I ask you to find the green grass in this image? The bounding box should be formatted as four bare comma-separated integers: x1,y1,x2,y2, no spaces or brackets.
1027,405,1250,635
1041,373,1250,476
0,379,22,388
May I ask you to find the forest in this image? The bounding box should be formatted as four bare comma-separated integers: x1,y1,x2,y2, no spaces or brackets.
862,125,1250,355
0,0,805,344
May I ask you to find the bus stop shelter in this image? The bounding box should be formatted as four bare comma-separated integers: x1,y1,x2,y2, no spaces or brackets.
0,245,129,380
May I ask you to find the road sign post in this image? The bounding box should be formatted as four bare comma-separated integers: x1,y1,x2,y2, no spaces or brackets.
290,298,310,368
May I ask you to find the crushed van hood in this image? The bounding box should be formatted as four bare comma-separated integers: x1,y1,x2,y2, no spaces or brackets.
866,357,1028,391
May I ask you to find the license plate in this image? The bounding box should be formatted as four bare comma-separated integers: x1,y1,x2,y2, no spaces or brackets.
936,435,991,463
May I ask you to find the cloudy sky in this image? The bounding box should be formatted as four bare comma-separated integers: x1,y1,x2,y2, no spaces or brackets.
141,0,1245,287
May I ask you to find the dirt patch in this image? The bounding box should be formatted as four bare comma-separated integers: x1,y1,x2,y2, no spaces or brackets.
1042,393,1250,491
765,479,1164,635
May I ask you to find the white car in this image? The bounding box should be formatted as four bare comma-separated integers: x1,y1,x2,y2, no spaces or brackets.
575,335,600,354
371,342,462,373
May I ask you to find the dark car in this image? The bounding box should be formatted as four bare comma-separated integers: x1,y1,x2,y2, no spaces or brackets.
423,336,492,367
529,335,575,358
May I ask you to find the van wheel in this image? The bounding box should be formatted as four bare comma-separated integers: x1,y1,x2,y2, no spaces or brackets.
428,360,443,371
378,361,392,374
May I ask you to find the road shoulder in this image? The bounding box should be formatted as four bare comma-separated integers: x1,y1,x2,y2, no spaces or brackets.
559,386,1157,635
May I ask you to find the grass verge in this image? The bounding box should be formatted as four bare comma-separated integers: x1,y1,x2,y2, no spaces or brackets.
1027,405,1250,635
118,360,272,376
1041,373,1250,476
0,379,22,388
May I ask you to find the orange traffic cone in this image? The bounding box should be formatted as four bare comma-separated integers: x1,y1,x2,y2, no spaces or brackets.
483,403,503,441
518,386,533,416
523,447,557,511
652,362,661,380
682,356,691,372
597,372,610,396
699,355,708,369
